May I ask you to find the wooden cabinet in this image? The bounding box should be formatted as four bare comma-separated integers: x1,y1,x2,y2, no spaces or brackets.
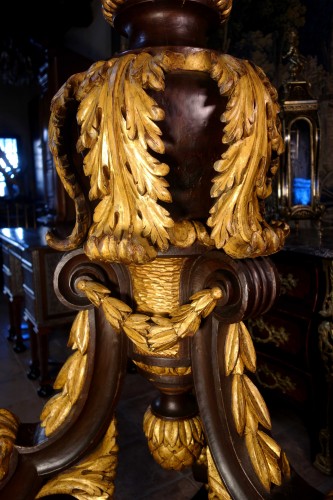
0,227,75,396
1,234,25,352
246,227,333,475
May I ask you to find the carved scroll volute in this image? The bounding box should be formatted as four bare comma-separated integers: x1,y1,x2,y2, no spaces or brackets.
185,251,280,324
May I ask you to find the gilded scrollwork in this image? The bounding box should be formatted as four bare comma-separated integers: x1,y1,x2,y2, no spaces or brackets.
143,407,205,470
36,418,118,499
46,48,288,264
225,322,290,490
77,279,223,355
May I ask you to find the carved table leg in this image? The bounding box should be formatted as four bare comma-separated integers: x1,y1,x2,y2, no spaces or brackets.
6,295,26,353
26,318,40,380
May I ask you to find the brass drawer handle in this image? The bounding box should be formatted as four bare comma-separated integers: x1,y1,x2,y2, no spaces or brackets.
248,317,290,346
255,362,296,393
279,272,298,295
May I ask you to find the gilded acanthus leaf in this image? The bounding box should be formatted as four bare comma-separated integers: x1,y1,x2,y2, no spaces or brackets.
40,311,89,436
36,418,118,500
208,54,288,258
47,67,98,251
76,52,174,253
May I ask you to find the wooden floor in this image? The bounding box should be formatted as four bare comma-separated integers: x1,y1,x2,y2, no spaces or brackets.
1,294,333,499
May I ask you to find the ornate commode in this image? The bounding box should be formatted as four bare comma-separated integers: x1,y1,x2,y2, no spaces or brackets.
0,1,323,498
247,226,333,478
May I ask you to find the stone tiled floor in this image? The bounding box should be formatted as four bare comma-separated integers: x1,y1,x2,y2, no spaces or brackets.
1,293,333,498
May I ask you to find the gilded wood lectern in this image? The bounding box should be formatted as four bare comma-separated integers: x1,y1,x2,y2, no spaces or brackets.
0,1,324,498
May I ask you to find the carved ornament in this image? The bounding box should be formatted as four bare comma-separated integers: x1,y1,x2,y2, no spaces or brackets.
47,49,288,264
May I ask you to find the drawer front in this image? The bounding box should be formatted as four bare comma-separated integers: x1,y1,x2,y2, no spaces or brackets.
21,261,34,293
254,353,311,405
272,252,319,311
247,312,310,362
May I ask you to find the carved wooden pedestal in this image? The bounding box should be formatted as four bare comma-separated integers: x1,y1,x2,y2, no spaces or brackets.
0,0,324,498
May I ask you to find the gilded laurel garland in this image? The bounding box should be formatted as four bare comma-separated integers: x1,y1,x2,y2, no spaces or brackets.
77,279,223,355
46,49,288,263
206,447,231,499
36,418,118,499
225,322,290,490
143,407,205,470
40,310,90,436
0,409,19,481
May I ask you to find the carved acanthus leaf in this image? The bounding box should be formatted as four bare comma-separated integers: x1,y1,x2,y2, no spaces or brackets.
36,418,118,499
40,310,90,436
208,54,289,258
76,52,173,253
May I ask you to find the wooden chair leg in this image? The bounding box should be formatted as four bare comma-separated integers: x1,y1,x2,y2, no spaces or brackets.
26,319,40,380
7,296,26,353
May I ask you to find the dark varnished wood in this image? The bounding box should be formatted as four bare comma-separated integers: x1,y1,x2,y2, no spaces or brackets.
114,0,221,49
0,2,322,499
